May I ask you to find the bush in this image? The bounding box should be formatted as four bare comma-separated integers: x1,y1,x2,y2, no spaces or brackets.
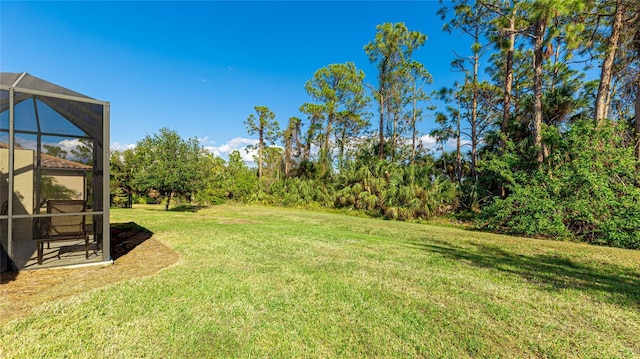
481,120,640,249
333,161,458,220
482,181,569,238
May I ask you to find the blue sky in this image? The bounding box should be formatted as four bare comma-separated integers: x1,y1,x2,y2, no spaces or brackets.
1,1,474,161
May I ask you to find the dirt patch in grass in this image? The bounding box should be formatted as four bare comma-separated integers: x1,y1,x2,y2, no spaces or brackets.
0,223,179,325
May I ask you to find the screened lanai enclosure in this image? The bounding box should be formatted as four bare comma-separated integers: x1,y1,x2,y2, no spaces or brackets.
0,72,110,271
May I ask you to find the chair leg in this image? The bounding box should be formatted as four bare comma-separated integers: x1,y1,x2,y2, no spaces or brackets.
37,242,43,265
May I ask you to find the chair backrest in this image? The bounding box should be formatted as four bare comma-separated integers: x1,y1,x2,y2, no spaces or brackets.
47,200,86,237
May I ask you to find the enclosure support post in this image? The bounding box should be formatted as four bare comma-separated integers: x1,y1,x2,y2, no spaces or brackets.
102,102,111,261
7,88,14,268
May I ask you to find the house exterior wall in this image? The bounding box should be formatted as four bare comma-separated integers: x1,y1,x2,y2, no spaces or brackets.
0,148,34,241
43,171,86,200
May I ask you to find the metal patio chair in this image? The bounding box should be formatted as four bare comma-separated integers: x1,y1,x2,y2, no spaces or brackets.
36,200,89,265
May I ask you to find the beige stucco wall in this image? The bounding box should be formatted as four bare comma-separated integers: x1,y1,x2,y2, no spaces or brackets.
0,148,34,241
48,174,85,200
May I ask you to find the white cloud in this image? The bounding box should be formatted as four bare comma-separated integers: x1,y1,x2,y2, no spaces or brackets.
418,134,439,151
239,147,257,165
57,138,85,153
111,142,136,151
12,136,37,150
444,138,472,151
208,136,257,154
418,135,471,153
197,136,212,145
10,136,91,156
203,136,259,166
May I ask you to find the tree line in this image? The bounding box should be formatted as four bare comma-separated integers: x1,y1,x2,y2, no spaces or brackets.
111,0,640,249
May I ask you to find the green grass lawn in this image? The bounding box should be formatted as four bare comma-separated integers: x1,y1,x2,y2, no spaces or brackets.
2,204,639,358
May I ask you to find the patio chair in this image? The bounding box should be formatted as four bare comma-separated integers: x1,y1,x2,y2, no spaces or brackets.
36,200,90,265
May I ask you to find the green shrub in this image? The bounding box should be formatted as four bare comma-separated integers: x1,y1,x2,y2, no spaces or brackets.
482,183,569,238
481,120,640,249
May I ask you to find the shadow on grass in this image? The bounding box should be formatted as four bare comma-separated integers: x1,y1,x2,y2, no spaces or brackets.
0,270,18,284
110,222,154,261
168,205,209,212
411,240,640,308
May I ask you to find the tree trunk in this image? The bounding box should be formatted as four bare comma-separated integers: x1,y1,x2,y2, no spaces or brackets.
411,89,418,163
514,76,520,122
500,11,516,155
258,126,264,179
635,79,640,163
303,141,310,162
284,136,291,178
378,88,385,160
532,17,547,163
500,13,515,198
456,94,462,184
323,115,333,173
303,116,317,162
339,128,347,173
633,18,640,164
440,142,447,178
595,0,624,124
164,191,172,211
471,49,479,181
456,120,462,184
635,53,640,162
392,112,398,161
549,38,561,92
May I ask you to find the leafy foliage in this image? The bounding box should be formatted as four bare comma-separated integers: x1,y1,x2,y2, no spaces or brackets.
481,120,640,249
110,148,136,208
131,127,208,211
334,160,458,220
245,106,280,179
196,150,258,204
42,144,67,159
365,22,427,160
304,62,369,173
